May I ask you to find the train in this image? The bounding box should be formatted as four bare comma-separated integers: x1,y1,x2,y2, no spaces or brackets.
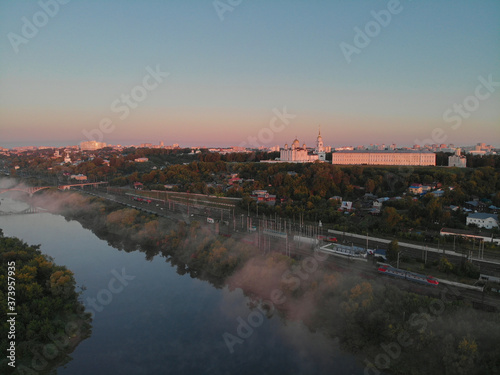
318,235,338,242
133,197,152,204
378,265,439,286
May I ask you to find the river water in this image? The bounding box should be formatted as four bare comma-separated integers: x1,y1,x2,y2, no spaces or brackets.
0,197,367,375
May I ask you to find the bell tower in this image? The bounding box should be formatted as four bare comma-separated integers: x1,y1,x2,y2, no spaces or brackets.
316,126,324,153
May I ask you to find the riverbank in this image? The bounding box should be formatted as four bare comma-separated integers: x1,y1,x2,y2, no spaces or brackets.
0,229,91,374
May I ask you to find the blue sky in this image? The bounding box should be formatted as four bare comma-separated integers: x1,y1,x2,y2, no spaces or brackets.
1,0,499,148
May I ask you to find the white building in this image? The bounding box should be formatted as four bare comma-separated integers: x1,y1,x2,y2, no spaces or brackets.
331,150,435,166
466,213,499,229
448,148,467,168
279,129,328,163
80,141,106,151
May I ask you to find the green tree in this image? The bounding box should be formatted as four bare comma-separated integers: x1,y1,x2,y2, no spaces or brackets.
438,256,453,274
387,239,400,262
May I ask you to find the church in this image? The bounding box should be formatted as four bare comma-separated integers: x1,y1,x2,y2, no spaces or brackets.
278,129,328,163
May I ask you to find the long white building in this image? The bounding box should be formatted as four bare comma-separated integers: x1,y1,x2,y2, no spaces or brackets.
80,140,107,151
331,150,435,166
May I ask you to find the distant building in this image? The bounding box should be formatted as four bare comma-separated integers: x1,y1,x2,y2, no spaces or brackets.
80,141,106,151
134,157,149,163
280,138,318,163
466,213,499,229
250,190,276,205
279,129,328,163
339,201,353,211
448,148,467,168
408,183,423,195
332,150,435,166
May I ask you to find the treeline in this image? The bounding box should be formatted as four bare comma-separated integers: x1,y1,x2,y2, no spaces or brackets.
0,230,91,373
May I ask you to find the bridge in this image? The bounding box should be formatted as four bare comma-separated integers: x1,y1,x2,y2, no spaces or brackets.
0,206,46,216
0,182,108,197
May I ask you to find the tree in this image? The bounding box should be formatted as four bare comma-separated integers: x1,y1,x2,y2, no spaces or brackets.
387,239,400,262
438,257,453,274
382,207,402,232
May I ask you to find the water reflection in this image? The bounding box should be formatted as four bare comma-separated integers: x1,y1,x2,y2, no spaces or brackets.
0,197,366,375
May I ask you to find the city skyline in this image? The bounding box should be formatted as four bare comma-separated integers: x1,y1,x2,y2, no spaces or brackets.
1,1,499,148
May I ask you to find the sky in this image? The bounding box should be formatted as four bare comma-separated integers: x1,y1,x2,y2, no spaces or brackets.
1,0,499,149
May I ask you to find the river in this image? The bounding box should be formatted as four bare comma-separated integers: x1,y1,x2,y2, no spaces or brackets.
0,197,367,375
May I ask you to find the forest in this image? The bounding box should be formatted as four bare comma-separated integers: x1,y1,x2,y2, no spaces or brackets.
0,229,91,374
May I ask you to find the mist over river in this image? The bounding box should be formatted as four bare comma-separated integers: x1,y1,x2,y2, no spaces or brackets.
0,197,367,375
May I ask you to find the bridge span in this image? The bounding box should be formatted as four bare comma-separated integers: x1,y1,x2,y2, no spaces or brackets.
0,182,108,196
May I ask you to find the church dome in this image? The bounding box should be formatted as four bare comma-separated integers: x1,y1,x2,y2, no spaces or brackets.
292,138,300,148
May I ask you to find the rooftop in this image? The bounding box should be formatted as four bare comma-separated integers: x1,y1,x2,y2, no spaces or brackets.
467,213,498,221
333,150,435,154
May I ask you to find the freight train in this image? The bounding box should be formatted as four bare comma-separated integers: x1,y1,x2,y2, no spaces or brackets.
378,265,439,286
